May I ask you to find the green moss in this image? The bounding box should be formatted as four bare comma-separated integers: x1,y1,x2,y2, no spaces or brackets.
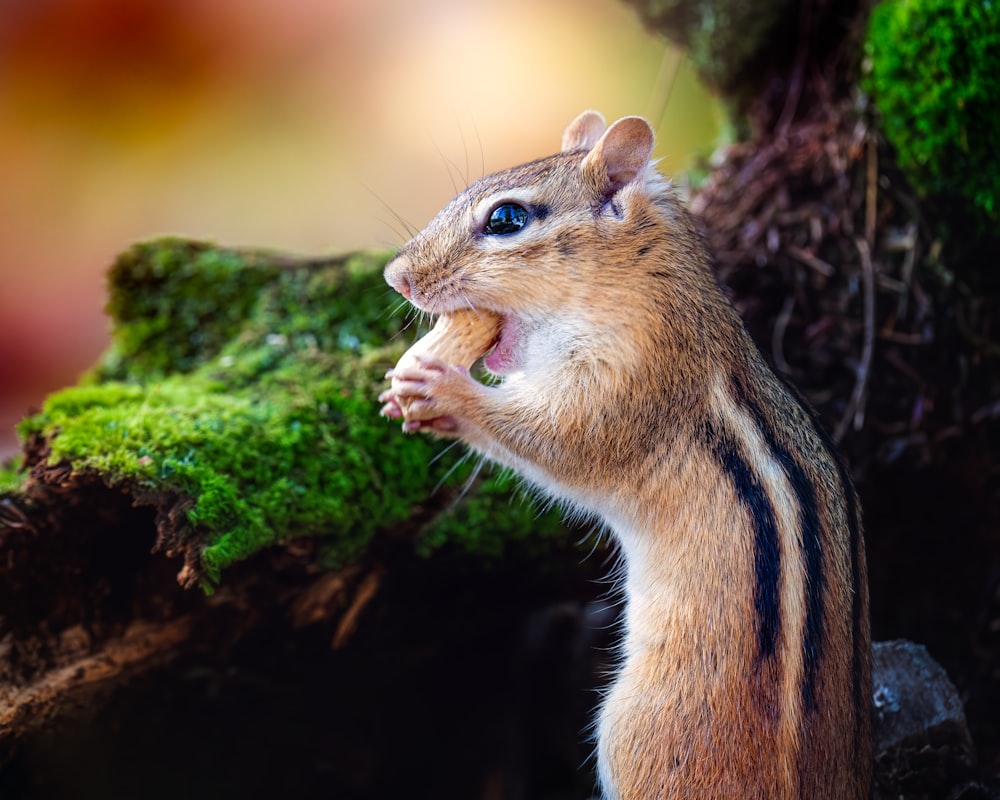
0,454,25,495
19,239,570,587
864,0,1000,231
94,240,404,382
416,470,571,560
97,240,278,380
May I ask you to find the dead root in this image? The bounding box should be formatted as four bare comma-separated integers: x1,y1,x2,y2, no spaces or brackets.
691,92,1000,479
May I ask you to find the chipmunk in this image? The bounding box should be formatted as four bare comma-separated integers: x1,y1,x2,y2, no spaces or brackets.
379,111,872,799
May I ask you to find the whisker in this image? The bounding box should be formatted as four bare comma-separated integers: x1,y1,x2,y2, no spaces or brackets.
433,140,461,196
452,105,471,188
389,298,412,318
430,438,464,467
432,449,487,505
374,215,411,246
450,455,489,502
470,115,486,181
646,44,684,131
357,180,419,240
577,527,605,565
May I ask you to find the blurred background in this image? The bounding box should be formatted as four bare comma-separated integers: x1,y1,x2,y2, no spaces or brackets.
0,0,720,459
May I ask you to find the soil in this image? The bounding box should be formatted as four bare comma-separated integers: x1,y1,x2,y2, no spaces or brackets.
0,470,610,799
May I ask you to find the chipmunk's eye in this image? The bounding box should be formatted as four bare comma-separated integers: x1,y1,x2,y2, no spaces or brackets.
484,202,529,235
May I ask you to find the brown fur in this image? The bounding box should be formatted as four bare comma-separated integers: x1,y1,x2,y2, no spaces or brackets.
381,111,872,799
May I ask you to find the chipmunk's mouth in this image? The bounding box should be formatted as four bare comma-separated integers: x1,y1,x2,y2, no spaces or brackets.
482,314,522,374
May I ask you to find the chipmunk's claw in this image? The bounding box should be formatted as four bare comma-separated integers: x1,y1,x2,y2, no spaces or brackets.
401,416,458,434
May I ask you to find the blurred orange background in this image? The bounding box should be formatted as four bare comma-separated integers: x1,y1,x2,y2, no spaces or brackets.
0,0,720,460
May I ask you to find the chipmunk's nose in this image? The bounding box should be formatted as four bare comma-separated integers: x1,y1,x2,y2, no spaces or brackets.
383,255,413,300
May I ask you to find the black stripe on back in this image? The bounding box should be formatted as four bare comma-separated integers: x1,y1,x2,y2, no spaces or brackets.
705,420,782,662
732,374,827,713
784,382,869,753
840,455,867,761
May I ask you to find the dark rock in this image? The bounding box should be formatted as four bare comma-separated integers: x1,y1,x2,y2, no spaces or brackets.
873,639,979,799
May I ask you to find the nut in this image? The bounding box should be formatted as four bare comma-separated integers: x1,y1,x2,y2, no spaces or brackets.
391,308,502,417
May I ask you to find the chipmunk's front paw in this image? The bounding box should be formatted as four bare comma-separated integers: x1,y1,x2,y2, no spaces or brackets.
380,356,481,436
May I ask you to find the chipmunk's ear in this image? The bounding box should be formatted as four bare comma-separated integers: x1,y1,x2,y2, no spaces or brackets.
581,116,655,195
561,110,607,153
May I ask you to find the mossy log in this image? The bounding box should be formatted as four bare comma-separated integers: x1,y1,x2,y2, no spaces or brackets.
0,240,582,754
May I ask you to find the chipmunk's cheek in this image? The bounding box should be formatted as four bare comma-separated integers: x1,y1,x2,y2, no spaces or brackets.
483,315,523,374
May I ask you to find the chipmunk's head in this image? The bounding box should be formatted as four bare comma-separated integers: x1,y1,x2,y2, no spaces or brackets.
385,111,686,373
385,111,660,311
